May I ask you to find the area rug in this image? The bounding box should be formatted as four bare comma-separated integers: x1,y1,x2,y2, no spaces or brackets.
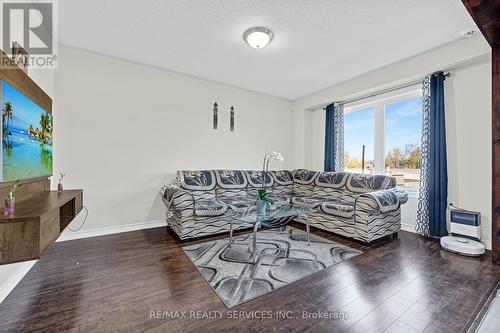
182,227,362,308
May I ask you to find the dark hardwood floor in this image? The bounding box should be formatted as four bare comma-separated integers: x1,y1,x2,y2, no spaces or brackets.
0,224,498,332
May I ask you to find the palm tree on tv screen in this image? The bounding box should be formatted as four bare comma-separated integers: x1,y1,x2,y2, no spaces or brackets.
2,101,13,147
3,101,13,130
39,111,52,145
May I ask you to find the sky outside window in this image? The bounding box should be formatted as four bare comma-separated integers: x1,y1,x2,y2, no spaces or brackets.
344,107,374,171
385,97,423,154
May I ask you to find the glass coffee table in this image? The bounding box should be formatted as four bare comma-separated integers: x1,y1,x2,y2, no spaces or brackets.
226,204,313,264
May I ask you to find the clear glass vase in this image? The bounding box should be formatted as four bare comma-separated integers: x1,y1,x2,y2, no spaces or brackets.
256,199,267,214
4,195,15,215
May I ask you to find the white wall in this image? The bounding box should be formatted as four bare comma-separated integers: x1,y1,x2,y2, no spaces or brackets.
445,61,492,248
53,45,293,232
292,37,492,248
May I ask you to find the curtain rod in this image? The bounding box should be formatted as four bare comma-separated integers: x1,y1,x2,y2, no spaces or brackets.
321,72,450,110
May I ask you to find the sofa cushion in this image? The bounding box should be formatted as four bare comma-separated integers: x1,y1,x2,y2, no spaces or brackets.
273,185,294,196
270,170,294,186
194,200,228,217
176,170,217,200
313,172,348,201
372,190,400,213
320,202,354,218
189,190,216,201
315,172,349,188
214,170,248,198
177,170,217,191
219,196,255,213
269,194,291,205
215,170,247,188
313,187,344,202
270,170,294,196
247,193,290,206
291,196,325,208
345,174,396,193
244,170,274,188
293,169,319,185
293,169,320,196
358,190,401,213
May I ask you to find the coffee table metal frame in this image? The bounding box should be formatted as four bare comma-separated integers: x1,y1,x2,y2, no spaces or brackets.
227,204,313,264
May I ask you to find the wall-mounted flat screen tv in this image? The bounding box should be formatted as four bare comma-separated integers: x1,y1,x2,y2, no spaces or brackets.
0,80,53,181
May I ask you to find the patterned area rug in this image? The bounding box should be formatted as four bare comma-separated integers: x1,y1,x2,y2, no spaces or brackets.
182,227,362,308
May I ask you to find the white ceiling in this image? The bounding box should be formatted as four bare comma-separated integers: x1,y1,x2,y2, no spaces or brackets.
59,0,476,100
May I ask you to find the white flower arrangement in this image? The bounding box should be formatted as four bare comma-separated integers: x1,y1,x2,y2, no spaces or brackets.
58,171,66,183
260,151,285,190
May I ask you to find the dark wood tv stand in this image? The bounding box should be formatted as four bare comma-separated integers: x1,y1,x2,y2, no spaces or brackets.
0,189,83,265
0,49,68,265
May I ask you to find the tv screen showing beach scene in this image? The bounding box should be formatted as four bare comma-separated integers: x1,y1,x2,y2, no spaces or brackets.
1,80,53,181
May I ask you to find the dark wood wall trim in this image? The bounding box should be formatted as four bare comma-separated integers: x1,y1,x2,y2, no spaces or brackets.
461,0,500,47
494,46,500,263
0,49,52,113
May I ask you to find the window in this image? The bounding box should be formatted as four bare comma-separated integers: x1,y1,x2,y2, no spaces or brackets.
385,97,423,188
344,107,374,173
343,89,423,191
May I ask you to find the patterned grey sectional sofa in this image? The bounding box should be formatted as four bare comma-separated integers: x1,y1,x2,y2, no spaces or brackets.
161,169,408,244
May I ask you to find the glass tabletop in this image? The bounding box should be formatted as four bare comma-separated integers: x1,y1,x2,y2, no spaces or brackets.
226,204,313,225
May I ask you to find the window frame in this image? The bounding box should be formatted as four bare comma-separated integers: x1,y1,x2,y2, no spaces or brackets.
343,86,422,196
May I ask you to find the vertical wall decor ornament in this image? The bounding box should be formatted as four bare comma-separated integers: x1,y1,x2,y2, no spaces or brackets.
230,106,235,132
213,102,218,129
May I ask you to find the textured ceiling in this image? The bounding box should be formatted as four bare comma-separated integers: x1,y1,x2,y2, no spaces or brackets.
59,0,476,100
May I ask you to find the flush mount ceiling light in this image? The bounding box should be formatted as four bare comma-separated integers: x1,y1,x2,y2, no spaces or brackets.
243,27,273,49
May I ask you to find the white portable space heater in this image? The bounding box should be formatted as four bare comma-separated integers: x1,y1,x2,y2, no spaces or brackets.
440,204,485,257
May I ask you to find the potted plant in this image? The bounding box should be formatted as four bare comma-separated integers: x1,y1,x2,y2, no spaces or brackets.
4,179,22,215
255,188,274,214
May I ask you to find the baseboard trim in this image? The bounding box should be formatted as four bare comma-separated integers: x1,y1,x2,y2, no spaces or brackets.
56,219,167,242
400,222,491,250
482,240,492,250
401,222,416,233
0,260,37,304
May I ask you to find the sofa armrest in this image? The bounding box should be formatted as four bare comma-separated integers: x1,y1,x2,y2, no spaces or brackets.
394,187,408,205
160,185,195,218
355,188,407,214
